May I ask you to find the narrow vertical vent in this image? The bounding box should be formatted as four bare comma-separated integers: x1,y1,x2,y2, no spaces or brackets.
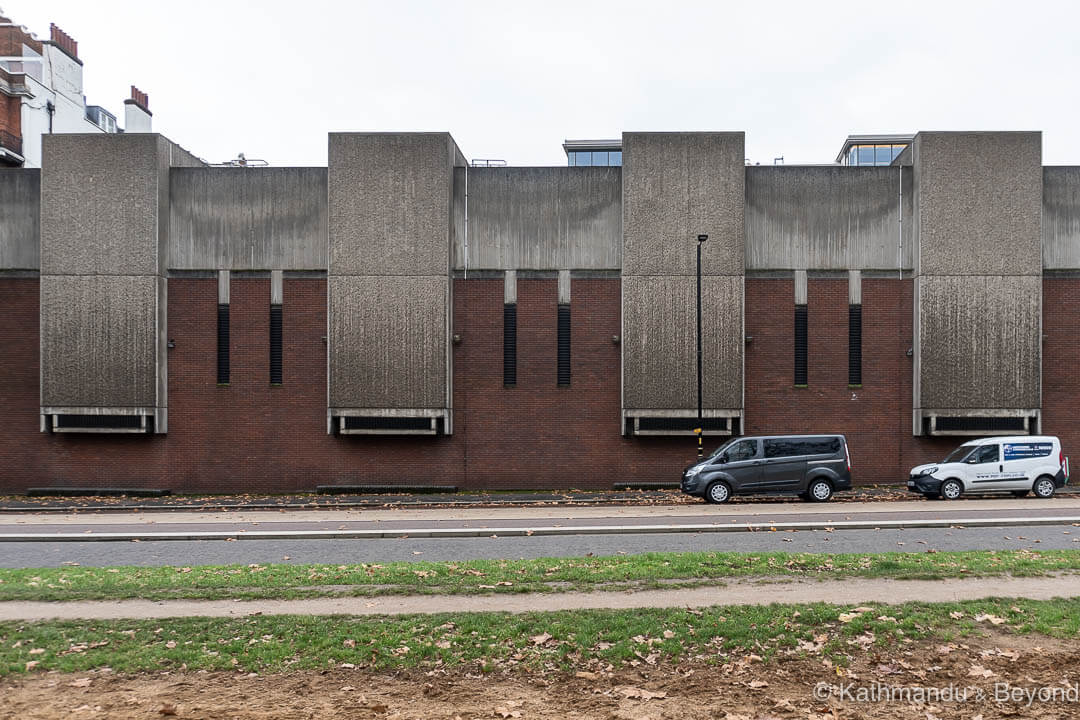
503,303,517,386
848,304,862,386
269,304,283,385
557,303,571,386
217,303,230,385
794,304,808,386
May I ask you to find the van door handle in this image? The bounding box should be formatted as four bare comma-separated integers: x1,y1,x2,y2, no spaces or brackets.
999,464,1003,472
751,460,765,465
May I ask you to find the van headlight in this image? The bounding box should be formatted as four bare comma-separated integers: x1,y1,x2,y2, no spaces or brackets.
686,466,703,477
917,466,939,477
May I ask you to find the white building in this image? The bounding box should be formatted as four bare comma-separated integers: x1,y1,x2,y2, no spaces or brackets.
0,12,151,168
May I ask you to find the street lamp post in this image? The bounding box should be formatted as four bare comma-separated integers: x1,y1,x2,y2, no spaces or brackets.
696,233,708,459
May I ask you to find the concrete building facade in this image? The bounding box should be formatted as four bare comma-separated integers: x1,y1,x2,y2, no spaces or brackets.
0,129,1076,493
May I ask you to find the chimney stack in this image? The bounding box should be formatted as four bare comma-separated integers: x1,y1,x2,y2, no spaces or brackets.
124,85,153,133
48,23,79,60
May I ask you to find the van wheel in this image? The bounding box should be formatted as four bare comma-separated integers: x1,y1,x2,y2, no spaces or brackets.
1011,490,1029,498
940,479,963,500
1033,476,1057,499
705,481,732,504
806,479,833,502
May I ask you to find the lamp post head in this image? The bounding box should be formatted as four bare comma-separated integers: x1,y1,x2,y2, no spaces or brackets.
697,234,708,243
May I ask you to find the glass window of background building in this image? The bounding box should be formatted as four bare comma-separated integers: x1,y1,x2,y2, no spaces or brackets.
845,143,907,166
568,150,622,166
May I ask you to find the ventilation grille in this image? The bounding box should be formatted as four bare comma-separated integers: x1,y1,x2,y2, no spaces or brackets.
217,303,230,385
503,303,517,386
51,414,149,434
848,304,862,385
338,416,442,435
794,304,808,385
269,304,282,385
931,416,1029,434
557,303,571,386
629,415,737,436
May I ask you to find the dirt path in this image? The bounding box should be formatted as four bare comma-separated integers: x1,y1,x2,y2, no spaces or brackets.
3,633,1077,720
4,574,1080,621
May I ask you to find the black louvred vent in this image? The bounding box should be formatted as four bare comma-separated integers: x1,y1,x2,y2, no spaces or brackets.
637,417,730,432
794,304,808,385
503,303,517,386
557,303,571,386
217,303,230,385
270,304,283,385
56,414,143,429
848,304,862,385
342,416,433,431
935,416,1027,432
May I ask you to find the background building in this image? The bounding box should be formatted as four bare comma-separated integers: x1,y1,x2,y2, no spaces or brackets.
0,12,152,168
0,127,1075,494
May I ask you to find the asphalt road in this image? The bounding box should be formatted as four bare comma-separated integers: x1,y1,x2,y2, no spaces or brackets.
3,523,1078,568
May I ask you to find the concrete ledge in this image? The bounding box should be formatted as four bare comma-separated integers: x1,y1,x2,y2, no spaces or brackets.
315,485,458,495
26,488,172,498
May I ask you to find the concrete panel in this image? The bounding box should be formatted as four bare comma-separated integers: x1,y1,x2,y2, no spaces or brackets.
40,274,157,407
622,275,743,410
915,132,1042,276
0,169,40,270
917,275,1041,410
40,133,165,276
168,167,328,270
746,166,913,271
622,133,745,276
1042,166,1080,269
461,167,621,270
328,275,448,409
328,133,457,276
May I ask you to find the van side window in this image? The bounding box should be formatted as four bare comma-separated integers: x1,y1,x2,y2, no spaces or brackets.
765,437,841,458
726,440,757,462
972,445,999,464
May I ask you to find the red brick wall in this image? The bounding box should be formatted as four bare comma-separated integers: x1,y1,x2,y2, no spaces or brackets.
0,274,1058,494
1041,278,1080,462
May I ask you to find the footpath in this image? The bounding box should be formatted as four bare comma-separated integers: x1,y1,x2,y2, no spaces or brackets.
4,574,1080,621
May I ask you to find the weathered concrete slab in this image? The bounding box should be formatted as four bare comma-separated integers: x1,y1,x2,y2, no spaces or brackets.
0,169,39,270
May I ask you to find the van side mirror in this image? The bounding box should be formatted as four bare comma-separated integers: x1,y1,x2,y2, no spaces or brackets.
966,457,979,464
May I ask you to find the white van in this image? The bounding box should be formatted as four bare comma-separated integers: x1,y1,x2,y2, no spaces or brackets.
908,436,1069,500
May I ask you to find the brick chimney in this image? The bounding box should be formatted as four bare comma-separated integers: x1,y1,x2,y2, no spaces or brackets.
124,86,152,133
48,23,79,62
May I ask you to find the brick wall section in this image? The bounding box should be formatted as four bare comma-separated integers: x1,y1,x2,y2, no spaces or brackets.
0,275,1053,493
744,277,957,483
1041,278,1080,462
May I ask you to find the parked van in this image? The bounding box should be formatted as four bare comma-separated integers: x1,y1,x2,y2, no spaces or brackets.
908,436,1069,500
681,434,852,503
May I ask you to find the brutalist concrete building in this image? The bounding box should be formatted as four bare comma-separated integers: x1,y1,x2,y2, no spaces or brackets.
0,130,1076,493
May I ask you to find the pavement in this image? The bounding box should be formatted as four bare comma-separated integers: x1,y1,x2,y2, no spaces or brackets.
4,574,1080,621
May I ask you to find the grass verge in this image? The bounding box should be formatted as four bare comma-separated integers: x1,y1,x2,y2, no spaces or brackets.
2,549,1079,602
2,597,1078,676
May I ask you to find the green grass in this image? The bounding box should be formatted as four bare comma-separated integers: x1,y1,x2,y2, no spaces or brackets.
2,597,1078,676
0,549,1078,602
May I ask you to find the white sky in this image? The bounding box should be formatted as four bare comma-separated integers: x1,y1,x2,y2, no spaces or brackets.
5,0,1080,167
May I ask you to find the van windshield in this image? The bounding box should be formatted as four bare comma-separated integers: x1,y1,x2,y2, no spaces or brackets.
942,445,975,463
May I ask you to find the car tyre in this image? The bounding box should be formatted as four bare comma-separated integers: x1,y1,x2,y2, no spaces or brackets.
923,492,941,500
705,481,732,504
806,479,833,503
940,479,963,501
1011,490,1029,498
1033,476,1057,499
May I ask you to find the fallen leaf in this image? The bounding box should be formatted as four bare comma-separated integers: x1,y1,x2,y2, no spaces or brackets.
69,678,91,687
748,680,768,689
617,686,667,700
968,665,996,678
575,671,598,680
530,633,552,646
159,704,177,716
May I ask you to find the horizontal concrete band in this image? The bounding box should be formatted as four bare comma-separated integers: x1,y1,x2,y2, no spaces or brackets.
2,515,1079,542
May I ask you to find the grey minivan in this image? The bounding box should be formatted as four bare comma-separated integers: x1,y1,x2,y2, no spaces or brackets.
681,434,852,503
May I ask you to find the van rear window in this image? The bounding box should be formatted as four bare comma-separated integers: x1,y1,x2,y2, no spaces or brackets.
764,437,841,459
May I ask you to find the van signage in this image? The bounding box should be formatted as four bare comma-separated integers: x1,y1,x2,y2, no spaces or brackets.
1003,443,1052,461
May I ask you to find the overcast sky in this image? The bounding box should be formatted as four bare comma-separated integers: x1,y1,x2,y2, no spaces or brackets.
6,0,1079,167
